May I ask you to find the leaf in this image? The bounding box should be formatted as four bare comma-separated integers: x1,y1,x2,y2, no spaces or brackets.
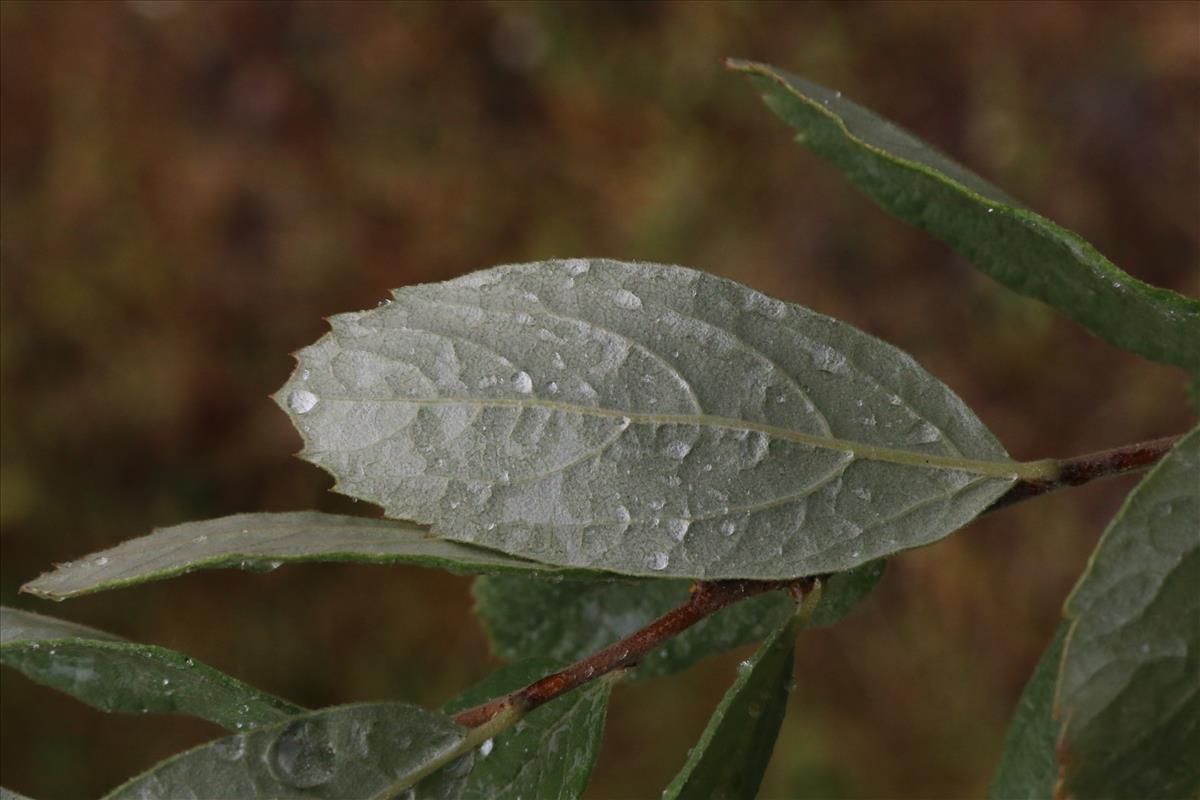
662,603,806,799
1,607,301,731
472,560,884,681
443,659,612,799
1,788,36,800
276,260,1033,580
988,622,1066,800
727,60,1200,373
21,511,586,601
1055,425,1200,800
104,703,471,800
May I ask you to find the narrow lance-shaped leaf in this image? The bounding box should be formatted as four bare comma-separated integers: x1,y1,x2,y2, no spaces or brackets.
21,512,593,601
472,560,884,680
728,60,1200,373
1,607,301,731
662,590,814,800
1055,425,1200,800
104,703,472,800
442,659,613,799
276,260,1041,580
988,622,1067,800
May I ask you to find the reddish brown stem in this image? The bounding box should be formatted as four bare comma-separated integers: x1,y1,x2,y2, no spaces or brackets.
988,434,1181,512
452,577,812,728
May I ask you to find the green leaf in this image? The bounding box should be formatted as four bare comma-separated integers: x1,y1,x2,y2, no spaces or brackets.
663,603,805,799
276,260,1033,580
988,622,1066,800
21,511,586,601
473,561,884,680
728,60,1200,373
1,607,301,731
1056,426,1200,800
104,703,471,800
443,659,612,799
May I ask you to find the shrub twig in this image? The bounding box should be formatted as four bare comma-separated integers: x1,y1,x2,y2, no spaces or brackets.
453,577,815,728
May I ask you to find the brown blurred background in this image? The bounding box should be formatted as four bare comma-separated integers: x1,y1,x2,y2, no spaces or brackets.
1,2,1197,798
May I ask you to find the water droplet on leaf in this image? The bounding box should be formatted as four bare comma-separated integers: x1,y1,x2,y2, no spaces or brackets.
288,390,319,414
511,371,533,394
611,288,643,309
268,719,337,789
648,552,669,571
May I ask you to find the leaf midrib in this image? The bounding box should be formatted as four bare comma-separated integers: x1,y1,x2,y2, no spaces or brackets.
307,394,1031,479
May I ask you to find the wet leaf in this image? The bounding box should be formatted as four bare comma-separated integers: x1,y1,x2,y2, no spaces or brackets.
728,60,1200,373
104,703,470,800
1,607,301,730
22,512,585,601
443,659,612,799
276,260,1029,580
1056,426,1200,799
988,622,1066,800
662,605,805,799
472,561,884,680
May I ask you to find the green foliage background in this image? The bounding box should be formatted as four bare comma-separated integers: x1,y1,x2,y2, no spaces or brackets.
1,2,1196,798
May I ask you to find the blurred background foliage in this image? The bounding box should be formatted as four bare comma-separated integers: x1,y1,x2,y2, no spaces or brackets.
1,2,1196,798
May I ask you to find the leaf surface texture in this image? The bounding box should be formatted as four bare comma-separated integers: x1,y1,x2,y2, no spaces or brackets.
1,607,300,731
22,512,578,600
104,703,471,800
988,622,1065,800
662,606,803,799
277,260,1019,579
728,60,1200,372
1056,426,1200,799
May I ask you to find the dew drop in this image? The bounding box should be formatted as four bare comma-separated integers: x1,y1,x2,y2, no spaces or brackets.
986,207,995,214
852,487,873,502
664,440,692,460
287,390,319,415
191,535,208,544
479,738,495,758
666,519,689,541
611,288,643,309
648,497,666,511
648,552,669,571
720,520,737,536
511,371,534,394
615,505,631,524
161,678,170,686
812,346,846,373
737,659,753,674
911,422,940,444
887,394,903,406
547,381,559,394
268,719,337,789
95,557,109,567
